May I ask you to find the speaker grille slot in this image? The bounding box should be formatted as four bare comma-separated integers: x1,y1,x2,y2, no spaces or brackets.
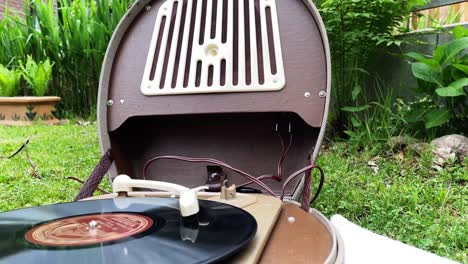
141,0,285,96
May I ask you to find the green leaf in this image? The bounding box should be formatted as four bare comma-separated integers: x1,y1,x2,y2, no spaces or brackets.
0,64,20,96
436,87,466,97
433,45,445,63
424,109,450,129
354,68,370,75
453,64,468,75
406,52,439,68
351,116,362,127
352,85,361,101
19,56,54,96
441,37,468,67
406,52,428,62
411,62,441,85
341,105,370,113
436,78,468,97
452,26,468,40
406,108,426,123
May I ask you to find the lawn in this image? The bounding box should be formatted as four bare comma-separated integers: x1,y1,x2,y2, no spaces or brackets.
0,124,466,262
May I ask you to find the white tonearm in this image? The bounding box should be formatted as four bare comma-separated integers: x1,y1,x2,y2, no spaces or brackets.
112,175,208,217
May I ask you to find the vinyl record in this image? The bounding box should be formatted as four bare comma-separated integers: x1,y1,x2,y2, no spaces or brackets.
0,198,257,264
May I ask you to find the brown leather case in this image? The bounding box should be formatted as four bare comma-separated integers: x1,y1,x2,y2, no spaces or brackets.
259,203,334,263
95,1,333,261
97,0,331,199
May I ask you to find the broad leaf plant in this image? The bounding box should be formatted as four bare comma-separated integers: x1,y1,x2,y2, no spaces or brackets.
407,26,468,129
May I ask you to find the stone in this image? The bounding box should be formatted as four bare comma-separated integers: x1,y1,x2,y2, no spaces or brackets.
76,119,92,126
431,134,468,165
431,165,443,172
367,160,379,174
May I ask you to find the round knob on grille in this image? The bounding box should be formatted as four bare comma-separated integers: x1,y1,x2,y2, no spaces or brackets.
204,44,219,58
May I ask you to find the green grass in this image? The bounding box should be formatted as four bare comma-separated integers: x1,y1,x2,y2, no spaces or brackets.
315,143,467,263
0,123,107,210
0,124,466,262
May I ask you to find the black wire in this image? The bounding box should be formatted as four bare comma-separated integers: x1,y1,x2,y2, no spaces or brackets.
0,139,29,159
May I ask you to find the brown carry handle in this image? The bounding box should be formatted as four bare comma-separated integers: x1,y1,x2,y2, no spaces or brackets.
74,150,113,201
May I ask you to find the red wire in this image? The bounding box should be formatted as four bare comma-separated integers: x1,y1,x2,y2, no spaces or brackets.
277,132,293,180
236,174,280,188
238,131,291,188
141,127,325,208
143,156,276,196
276,130,285,179
142,155,325,208
280,164,324,201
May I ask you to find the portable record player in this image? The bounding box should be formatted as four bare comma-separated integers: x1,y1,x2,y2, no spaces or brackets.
93,0,341,262
0,0,344,263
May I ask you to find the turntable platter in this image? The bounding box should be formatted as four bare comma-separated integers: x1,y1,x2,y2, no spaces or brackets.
0,198,257,264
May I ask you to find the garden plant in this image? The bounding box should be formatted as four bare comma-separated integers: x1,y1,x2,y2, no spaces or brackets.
406,26,468,133
20,56,54,97
0,65,20,97
314,0,429,126
0,0,132,117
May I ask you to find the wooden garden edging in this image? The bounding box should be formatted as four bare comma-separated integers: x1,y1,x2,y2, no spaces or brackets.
414,0,467,11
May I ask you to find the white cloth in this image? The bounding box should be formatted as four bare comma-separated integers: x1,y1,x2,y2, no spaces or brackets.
330,215,459,264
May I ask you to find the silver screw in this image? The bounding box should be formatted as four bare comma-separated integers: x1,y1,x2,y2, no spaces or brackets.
319,91,327,98
120,99,125,104
304,92,311,98
287,216,296,223
89,220,98,230
107,100,114,106
144,5,151,11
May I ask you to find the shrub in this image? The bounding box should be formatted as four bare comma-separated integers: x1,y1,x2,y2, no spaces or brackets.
341,80,411,152
406,26,468,133
314,0,429,124
20,56,54,97
0,0,132,117
0,64,21,97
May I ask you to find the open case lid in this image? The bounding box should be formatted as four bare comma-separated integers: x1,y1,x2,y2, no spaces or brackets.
97,0,331,199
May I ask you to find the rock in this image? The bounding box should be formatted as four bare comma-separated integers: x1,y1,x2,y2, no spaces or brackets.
395,152,405,161
431,134,468,165
388,136,422,152
367,160,379,174
59,119,69,125
76,120,92,126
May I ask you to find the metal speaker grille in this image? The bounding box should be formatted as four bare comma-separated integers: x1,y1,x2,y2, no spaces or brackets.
141,0,285,96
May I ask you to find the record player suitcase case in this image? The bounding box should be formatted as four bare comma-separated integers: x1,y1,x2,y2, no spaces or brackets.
91,0,344,263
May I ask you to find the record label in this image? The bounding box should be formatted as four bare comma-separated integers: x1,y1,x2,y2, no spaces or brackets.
24,213,154,247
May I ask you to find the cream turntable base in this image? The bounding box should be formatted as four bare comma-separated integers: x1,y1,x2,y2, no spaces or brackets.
83,175,342,264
